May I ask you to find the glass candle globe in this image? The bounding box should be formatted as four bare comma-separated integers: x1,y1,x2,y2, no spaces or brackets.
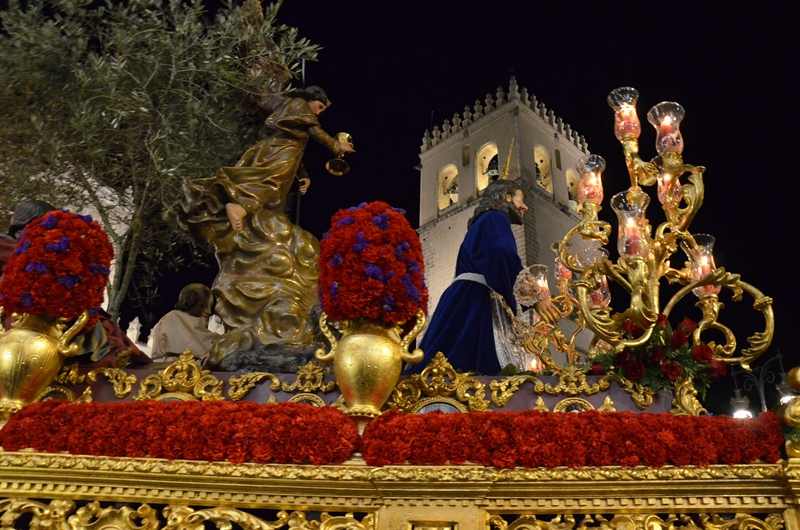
647,102,685,155
680,233,721,297
575,245,611,308
608,87,642,141
576,154,606,206
610,190,650,259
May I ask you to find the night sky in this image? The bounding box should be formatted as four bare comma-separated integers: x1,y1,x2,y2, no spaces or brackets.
152,1,798,413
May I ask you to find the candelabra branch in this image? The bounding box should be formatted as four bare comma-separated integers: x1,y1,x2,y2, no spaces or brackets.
693,295,737,358
622,137,659,187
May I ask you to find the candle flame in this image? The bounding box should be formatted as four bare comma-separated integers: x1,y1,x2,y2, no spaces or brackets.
662,115,672,126
626,218,636,228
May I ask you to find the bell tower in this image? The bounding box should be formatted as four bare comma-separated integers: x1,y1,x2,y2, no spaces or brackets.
418,77,591,320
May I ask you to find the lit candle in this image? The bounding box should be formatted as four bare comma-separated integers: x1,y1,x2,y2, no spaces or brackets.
624,218,641,256
660,115,672,137
537,277,551,298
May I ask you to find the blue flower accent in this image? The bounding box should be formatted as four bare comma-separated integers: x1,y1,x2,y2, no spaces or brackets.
322,231,330,240
346,202,368,212
330,281,339,300
372,212,390,230
76,214,93,223
13,239,30,256
337,217,355,227
383,296,395,312
392,207,407,215
24,262,48,274
89,263,110,276
317,286,324,299
21,292,33,307
89,307,101,316
45,236,70,254
365,263,383,281
394,241,410,260
407,259,421,274
402,274,421,302
384,271,395,282
41,213,59,229
330,254,343,267
58,274,82,289
353,232,370,253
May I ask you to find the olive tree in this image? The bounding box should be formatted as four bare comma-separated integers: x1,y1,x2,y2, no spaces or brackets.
0,0,319,320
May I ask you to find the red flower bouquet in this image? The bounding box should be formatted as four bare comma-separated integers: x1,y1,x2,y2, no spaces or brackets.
592,315,725,397
318,202,428,323
0,211,113,331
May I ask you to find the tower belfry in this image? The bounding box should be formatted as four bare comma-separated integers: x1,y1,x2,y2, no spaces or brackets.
418,77,591,316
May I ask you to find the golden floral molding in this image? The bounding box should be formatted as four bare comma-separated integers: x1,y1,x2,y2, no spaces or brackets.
0,499,375,530
489,514,785,530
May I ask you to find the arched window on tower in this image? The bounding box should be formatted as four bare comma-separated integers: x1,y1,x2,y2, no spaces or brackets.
566,169,579,210
533,145,554,194
437,164,459,210
476,143,499,192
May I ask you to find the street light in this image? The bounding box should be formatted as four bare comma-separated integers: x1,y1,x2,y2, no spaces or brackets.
731,350,793,415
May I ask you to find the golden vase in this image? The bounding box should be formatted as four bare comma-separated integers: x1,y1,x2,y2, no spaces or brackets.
0,310,89,420
316,310,425,418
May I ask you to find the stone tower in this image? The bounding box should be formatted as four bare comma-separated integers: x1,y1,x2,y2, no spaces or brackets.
418,77,592,349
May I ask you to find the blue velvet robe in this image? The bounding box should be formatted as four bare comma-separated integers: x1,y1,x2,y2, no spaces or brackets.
409,210,522,375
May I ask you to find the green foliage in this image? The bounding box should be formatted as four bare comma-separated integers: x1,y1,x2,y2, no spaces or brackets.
0,0,320,320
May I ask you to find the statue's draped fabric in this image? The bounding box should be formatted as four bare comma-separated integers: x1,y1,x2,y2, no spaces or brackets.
181,98,335,362
409,210,522,375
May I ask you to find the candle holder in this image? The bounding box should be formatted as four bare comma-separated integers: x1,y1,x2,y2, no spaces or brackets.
610,190,650,259
576,154,606,206
575,246,611,308
681,234,721,297
647,102,685,156
607,86,642,141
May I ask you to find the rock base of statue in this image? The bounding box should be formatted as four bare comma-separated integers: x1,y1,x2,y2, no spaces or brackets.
215,342,323,373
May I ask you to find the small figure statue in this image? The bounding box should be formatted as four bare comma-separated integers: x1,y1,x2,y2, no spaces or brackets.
180,86,354,367
150,284,220,363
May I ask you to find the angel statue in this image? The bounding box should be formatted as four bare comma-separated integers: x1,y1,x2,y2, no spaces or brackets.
180,2,354,369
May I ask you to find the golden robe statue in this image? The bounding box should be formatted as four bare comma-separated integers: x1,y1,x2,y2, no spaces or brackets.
180,92,350,366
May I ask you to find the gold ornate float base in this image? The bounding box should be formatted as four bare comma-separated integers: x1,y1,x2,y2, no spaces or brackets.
2,452,800,530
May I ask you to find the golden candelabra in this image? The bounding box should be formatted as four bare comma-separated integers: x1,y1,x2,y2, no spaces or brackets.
513,87,774,402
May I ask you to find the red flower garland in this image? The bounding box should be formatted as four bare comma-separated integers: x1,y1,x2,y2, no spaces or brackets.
361,409,784,468
318,201,428,323
0,211,113,331
0,401,360,465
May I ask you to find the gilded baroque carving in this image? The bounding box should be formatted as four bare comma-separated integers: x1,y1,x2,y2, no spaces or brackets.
490,375,544,407
0,500,375,530
281,361,336,393
488,513,785,530
609,376,656,411
133,350,224,402
54,363,137,398
543,364,610,397
69,501,160,530
670,375,707,416
228,372,282,401
387,352,490,412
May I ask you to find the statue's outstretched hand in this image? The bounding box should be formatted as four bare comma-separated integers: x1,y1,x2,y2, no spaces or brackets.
298,177,311,195
533,297,561,325
337,142,355,156
225,203,246,233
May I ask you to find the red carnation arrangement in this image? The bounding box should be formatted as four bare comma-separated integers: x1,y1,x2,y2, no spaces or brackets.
591,315,725,398
0,210,113,332
318,201,428,323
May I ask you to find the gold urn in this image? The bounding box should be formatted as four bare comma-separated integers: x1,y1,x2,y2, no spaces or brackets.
316,311,425,419
0,311,88,420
